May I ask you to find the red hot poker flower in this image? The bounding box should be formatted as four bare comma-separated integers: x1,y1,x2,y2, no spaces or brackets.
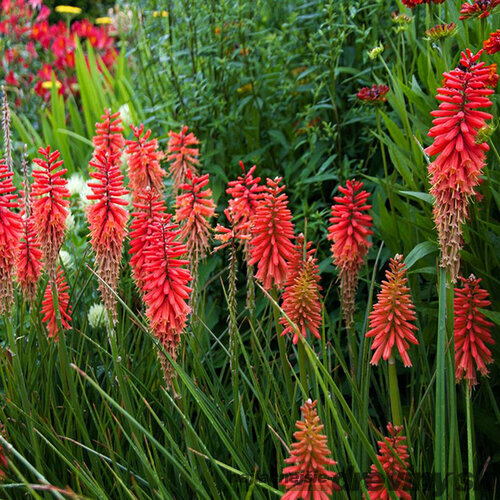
357,84,389,104
280,235,322,345
40,266,72,341
86,110,129,321
365,423,412,500
32,146,70,275
175,170,215,262
125,124,166,196
0,159,21,314
214,208,251,252
460,0,500,19
167,126,200,191
425,49,494,282
454,275,494,386
281,399,341,499
483,29,500,54
249,177,295,290
366,255,418,367
327,179,372,328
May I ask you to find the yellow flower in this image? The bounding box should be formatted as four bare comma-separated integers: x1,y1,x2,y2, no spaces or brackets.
237,83,253,94
96,16,112,25
55,5,82,15
161,10,168,17
214,26,220,35
153,10,159,17
41,80,62,90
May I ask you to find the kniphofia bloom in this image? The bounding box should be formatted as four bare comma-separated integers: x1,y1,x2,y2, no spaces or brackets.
167,126,200,191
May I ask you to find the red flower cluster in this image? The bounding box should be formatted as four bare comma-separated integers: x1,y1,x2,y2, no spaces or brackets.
214,208,250,251
86,110,129,321
357,84,389,104
125,124,166,196
327,180,372,328
167,126,200,191
280,235,322,345
484,30,500,55
0,159,21,314
454,275,494,386
281,399,341,499
40,266,72,341
249,177,295,290
402,0,444,6
366,255,418,367
366,423,412,500
460,0,500,19
425,49,494,282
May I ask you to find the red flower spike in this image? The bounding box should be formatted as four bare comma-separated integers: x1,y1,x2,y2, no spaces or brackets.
86,110,129,321
327,179,373,328
365,423,412,500
454,275,494,386
142,216,193,387
460,0,500,19
125,124,166,196
0,160,22,314
357,84,389,104
40,266,72,341
129,188,168,291
484,30,500,55
425,49,494,282
366,255,418,367
280,235,323,344
167,126,200,191
214,208,251,252
249,177,295,290
175,170,215,261
281,399,341,499
32,146,69,275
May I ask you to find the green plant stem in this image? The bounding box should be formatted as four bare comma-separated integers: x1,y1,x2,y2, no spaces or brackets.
388,356,402,427
465,384,475,500
297,339,308,395
375,108,395,215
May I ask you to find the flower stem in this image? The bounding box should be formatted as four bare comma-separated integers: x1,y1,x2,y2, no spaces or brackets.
388,356,402,427
465,384,475,500
297,338,308,395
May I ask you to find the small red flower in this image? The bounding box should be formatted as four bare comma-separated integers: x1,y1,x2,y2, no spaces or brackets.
357,84,389,104
460,0,500,19
281,399,341,499
454,275,494,386
366,255,418,367
425,23,457,41
175,170,215,261
167,126,200,191
125,124,166,196
40,266,72,341
365,423,412,500
327,180,373,328
248,177,295,290
0,160,21,314
403,0,444,6
32,146,69,275
280,235,322,344
483,29,500,54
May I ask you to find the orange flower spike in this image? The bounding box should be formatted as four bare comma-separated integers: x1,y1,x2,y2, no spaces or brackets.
249,177,295,290
327,179,373,328
86,109,129,320
0,159,22,314
214,208,251,252
32,146,70,275
425,49,494,282
366,255,418,367
281,399,341,499
125,123,166,196
40,266,72,341
280,234,322,344
167,125,200,191
175,170,215,261
454,275,494,386
365,423,412,499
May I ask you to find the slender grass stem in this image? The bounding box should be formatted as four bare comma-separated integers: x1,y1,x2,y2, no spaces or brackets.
388,356,402,427
465,384,475,500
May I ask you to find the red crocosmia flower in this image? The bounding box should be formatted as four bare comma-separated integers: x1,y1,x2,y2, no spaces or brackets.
41,266,71,341
425,49,494,282
280,234,322,345
281,399,341,499
125,124,166,196
167,126,200,191
365,423,412,500
142,215,192,387
32,146,69,275
366,255,418,367
454,275,494,386
249,177,295,291
175,170,215,262
0,160,22,314
327,179,372,328
86,110,129,321
357,84,389,104
484,30,500,54
129,188,167,291
460,0,500,19
214,208,251,251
